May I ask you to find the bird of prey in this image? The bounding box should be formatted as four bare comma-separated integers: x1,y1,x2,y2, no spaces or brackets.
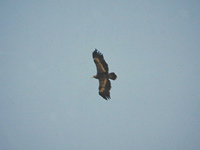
92,49,117,100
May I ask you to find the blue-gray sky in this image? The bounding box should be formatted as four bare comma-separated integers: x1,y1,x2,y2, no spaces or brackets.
1,1,200,150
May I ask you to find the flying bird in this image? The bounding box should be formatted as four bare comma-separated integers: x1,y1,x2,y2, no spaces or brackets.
92,49,117,100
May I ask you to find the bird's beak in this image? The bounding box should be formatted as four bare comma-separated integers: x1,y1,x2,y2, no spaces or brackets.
91,76,94,78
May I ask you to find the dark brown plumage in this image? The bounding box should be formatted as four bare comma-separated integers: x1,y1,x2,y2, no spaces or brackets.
92,49,117,100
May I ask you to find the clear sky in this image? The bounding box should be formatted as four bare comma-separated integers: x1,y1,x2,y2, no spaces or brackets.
1,0,200,150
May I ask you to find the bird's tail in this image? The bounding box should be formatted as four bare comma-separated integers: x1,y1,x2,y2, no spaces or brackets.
109,72,117,80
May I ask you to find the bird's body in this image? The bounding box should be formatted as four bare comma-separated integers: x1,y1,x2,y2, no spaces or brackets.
92,49,117,100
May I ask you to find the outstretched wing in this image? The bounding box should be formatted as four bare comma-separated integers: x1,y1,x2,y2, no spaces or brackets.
98,78,111,100
93,49,109,74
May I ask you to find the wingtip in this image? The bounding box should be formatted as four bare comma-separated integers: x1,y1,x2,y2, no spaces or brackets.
93,49,97,54
103,95,111,100
93,49,103,58
99,92,110,100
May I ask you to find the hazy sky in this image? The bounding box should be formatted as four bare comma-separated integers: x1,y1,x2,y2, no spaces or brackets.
1,1,200,150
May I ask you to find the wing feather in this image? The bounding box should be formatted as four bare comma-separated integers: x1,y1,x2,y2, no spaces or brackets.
98,78,111,100
93,49,109,74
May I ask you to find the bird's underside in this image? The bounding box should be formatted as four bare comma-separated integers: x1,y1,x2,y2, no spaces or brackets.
92,49,117,100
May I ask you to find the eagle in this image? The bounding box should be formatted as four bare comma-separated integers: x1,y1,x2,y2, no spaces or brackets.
92,49,117,100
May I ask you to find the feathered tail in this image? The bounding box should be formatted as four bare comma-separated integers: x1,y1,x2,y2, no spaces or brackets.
109,72,117,80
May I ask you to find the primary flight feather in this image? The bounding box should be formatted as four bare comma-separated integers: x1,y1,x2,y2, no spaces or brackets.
92,49,117,100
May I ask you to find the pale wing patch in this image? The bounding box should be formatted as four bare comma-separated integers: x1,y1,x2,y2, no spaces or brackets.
99,79,107,92
99,88,104,92
94,58,106,73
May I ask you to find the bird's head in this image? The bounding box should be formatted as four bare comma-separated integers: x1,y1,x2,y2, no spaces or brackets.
91,75,97,79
